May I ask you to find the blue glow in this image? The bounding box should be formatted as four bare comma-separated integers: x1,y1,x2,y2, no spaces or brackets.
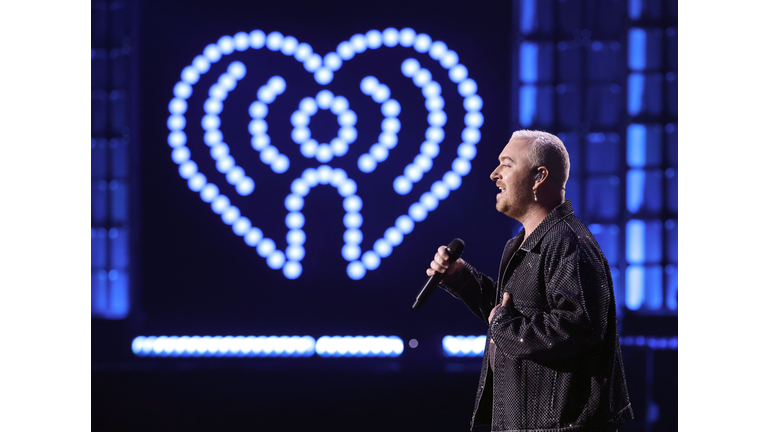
458,143,477,161
464,95,483,112
331,96,350,115
626,265,644,310
399,28,416,47
286,212,305,229
287,229,306,245
420,192,438,211
395,215,414,235
420,141,439,158
358,154,376,173
285,194,304,211
413,34,432,53
459,79,478,97
337,41,354,60
169,98,187,115
452,158,471,176
365,30,382,49
408,203,427,222
267,250,286,269
393,176,412,195
442,335,486,357
315,336,403,357
265,31,284,51
203,44,222,62
426,127,444,143
315,68,333,85
204,99,222,115
628,28,647,71
179,161,198,179
360,76,379,95
627,73,644,116
226,166,245,184
200,184,219,203
627,124,647,167
414,154,433,172
283,261,302,279
188,173,206,191
204,130,223,146
342,244,362,261
448,64,468,83
347,261,366,280
462,128,480,145
222,206,240,225
428,111,447,127
426,96,444,112
429,41,447,60
201,114,219,131
173,82,192,99
626,220,645,264
249,30,266,48
132,335,316,357
343,229,363,244
233,32,249,51
666,265,678,310
443,171,462,190
209,83,226,100
295,43,312,61
281,36,298,55
372,85,391,103
431,181,450,200
192,56,210,74
519,85,536,126
626,169,645,213
217,35,235,54
384,227,403,246
414,69,432,87
245,227,264,246
404,164,423,182
343,195,362,212
339,178,357,196
422,82,441,99
350,34,366,52
211,195,230,214
382,28,399,47
382,118,401,133
171,146,190,164
236,177,255,195
233,217,252,236
373,239,393,258
218,74,236,91
181,66,199,85
362,251,381,270
257,238,277,258
343,212,363,229
338,111,356,126
401,59,420,77
440,50,458,68
520,42,539,83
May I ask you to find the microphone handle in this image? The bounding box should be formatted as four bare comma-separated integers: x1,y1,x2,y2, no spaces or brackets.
412,272,443,310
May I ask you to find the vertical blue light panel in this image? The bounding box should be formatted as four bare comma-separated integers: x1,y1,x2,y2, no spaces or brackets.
109,90,128,134
109,180,129,223
589,224,619,265
519,42,539,83
627,124,662,168
92,270,109,316
628,28,646,70
92,228,108,268
627,73,663,116
626,169,662,213
586,133,620,173
92,139,108,178
585,176,620,219
92,180,108,223
109,228,130,269
519,85,553,126
626,219,662,264
108,270,130,319
626,265,663,311
520,0,553,35
556,84,581,128
110,138,129,178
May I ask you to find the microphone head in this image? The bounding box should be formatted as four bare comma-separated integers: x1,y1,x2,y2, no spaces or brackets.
445,238,465,260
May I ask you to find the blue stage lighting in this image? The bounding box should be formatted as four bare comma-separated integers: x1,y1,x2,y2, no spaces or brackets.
429,40,447,60
350,34,366,53
200,184,219,203
209,83,227,100
201,114,219,131
420,192,438,211
426,127,444,143
384,227,403,247
358,154,376,173
283,261,302,279
204,130,223,146
426,96,445,112
626,266,644,310
404,164,423,182
173,82,192,99
272,154,290,173
260,146,279,165
233,32,249,51
217,35,235,54
218,74,236,91
331,96,349,115
420,141,439,158
422,81,441,99
369,144,387,162
443,171,462,190
291,111,309,128
343,212,363,229
315,68,333,85
442,336,486,357
286,212,305,229
267,250,286,269
304,53,322,72
257,238,276,258
343,228,363,245
248,119,267,136
413,34,432,53
222,206,240,225
362,251,381,270
342,244,362,261
393,176,412,195
408,203,427,222
188,173,206,192
236,177,255,195
464,94,483,112
280,36,298,55
458,143,477,161
341,195,362,213
216,155,234,173
395,215,414,235
203,44,222,62
381,100,401,117
249,30,266,48
459,79,478,97
181,66,199,85
267,76,286,95
462,128,480,145
265,31,284,51
171,146,190,164
401,58,420,77
360,76,379,95
449,64,468,83
338,178,357,197
428,111,447,127
337,41,354,60
382,27,399,47
324,52,342,71
379,132,397,149
430,181,450,200
382,118,401,133
373,239,393,258
204,98,223,115
287,229,306,245
414,154,433,172
399,27,416,47
192,56,210,74
295,42,312,61
465,112,484,128
347,261,366,280
285,194,304,212
233,217,252,236
414,69,432,87
169,98,187,115
365,30,383,49
372,85,391,103
179,160,197,179
211,195,230,214
440,50,458,68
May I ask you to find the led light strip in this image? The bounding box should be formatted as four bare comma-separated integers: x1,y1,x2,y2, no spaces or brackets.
315,336,404,357
250,75,291,173
358,76,401,173
442,335,486,357
620,336,678,350
290,90,357,163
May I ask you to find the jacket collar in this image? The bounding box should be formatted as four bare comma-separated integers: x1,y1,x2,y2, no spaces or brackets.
518,200,574,252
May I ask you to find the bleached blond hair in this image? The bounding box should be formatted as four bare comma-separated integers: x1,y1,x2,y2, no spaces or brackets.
510,129,570,189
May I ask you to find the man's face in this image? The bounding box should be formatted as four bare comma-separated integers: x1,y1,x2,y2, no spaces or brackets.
490,138,533,219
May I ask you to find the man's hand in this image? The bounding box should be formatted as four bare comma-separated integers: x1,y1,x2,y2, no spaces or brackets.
426,245,466,282
488,292,510,344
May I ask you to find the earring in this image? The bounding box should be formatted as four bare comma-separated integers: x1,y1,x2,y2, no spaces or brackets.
533,189,537,202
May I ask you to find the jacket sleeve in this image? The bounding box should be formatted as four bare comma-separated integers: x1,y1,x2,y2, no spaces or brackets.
439,261,498,323
488,235,609,361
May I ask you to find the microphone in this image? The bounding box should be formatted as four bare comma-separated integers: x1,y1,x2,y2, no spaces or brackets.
412,238,465,310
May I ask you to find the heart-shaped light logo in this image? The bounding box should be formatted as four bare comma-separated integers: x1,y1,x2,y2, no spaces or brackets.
167,28,483,280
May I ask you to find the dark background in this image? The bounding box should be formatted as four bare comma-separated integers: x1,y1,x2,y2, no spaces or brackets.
91,0,677,430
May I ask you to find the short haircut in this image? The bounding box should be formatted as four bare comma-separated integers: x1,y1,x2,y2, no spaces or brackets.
510,129,570,189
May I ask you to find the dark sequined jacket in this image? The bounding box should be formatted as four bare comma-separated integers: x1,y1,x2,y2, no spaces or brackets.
442,201,633,432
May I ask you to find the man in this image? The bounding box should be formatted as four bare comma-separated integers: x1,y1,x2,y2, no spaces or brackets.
427,130,632,432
